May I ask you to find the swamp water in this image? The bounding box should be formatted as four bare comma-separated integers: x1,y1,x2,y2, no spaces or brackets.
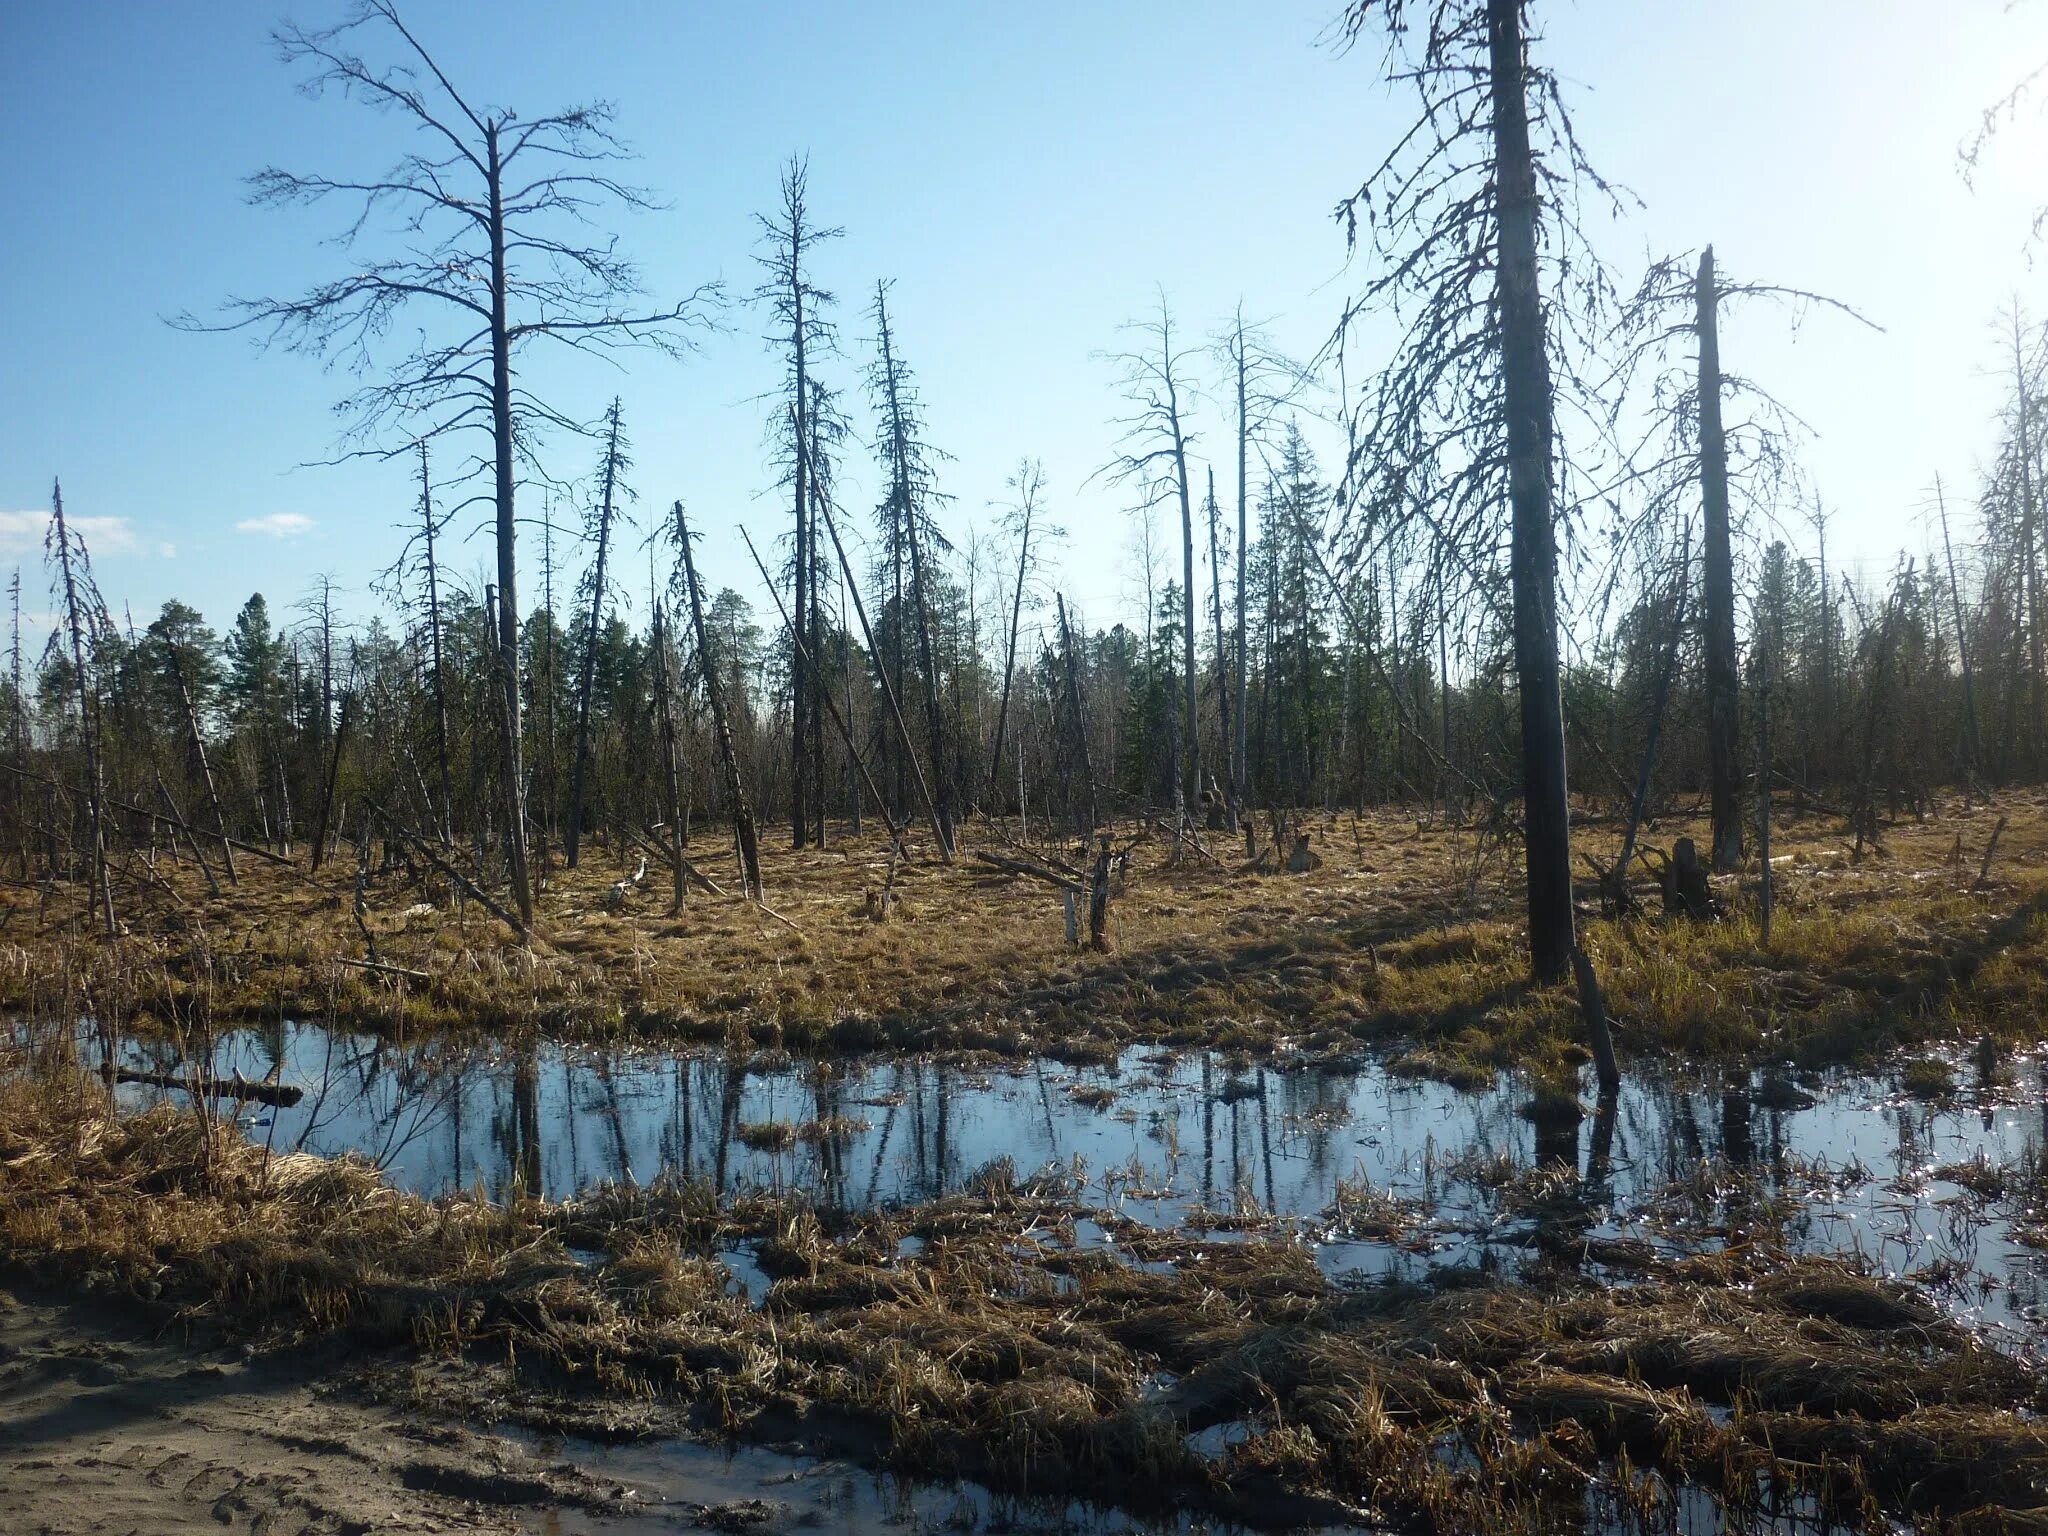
88,1022,2048,1535
103,1023,2048,1346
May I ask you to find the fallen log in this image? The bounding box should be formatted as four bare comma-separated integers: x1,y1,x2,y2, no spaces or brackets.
99,1063,303,1108
625,824,727,897
333,956,430,983
364,797,527,942
0,761,295,867
971,849,1081,894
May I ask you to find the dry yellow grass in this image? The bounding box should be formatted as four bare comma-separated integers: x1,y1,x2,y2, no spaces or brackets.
2,790,2044,1077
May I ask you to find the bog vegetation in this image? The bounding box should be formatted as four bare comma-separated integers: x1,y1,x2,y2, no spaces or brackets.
8,2,2048,1533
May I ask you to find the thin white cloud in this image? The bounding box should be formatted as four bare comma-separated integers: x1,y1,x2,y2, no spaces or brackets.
236,512,314,539
0,509,140,557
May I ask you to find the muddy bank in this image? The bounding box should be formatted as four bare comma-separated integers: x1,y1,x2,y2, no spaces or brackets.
0,1284,634,1536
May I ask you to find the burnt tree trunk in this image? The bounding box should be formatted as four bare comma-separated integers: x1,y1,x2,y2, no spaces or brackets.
675,502,762,899
566,399,623,870
485,123,532,925
1696,247,1744,871
1489,0,1575,983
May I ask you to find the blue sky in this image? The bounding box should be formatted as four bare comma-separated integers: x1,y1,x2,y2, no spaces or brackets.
3,1,2046,658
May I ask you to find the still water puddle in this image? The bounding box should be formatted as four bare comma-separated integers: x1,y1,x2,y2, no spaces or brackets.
101,1024,2048,1342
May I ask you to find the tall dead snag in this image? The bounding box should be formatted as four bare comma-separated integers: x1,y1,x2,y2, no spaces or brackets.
1055,594,1100,836
1615,247,1869,871
809,443,952,860
1694,248,1743,871
310,682,354,872
566,398,630,869
674,502,762,900
756,158,840,850
1488,0,1572,982
48,482,115,937
986,460,1051,813
650,602,687,915
179,0,715,924
1335,0,1618,982
1935,476,1984,781
417,442,453,838
1203,467,1234,829
1096,291,1201,830
868,282,956,855
1212,307,1305,824
2003,306,2046,771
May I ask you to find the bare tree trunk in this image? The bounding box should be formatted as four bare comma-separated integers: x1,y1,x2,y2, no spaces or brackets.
1934,476,1983,783
1205,467,1235,830
310,688,352,873
1056,594,1099,837
566,398,623,869
1172,400,1199,825
1489,0,1575,983
1696,247,1744,870
675,502,762,899
2012,312,2045,774
741,527,895,838
1232,322,1251,819
51,482,114,937
651,604,687,915
986,487,1034,812
418,442,454,840
165,641,237,883
485,124,532,926
811,461,952,861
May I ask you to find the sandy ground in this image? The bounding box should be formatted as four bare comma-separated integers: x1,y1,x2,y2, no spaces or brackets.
0,1286,667,1536
0,1285,1252,1536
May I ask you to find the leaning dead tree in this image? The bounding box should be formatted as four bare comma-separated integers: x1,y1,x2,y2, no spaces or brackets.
1334,0,1621,985
177,0,715,925
566,397,631,869
674,501,762,899
48,483,115,937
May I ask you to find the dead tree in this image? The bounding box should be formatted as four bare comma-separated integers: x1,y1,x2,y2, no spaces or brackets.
1055,594,1100,836
674,501,762,899
809,443,952,860
649,602,687,915
1614,247,1871,871
1213,307,1306,824
756,158,840,849
178,0,716,923
1096,291,1202,829
1202,467,1235,831
869,282,956,855
48,482,114,936
566,397,629,869
161,635,238,884
413,441,455,838
986,460,1053,814
1335,0,1617,982
1935,475,1984,781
